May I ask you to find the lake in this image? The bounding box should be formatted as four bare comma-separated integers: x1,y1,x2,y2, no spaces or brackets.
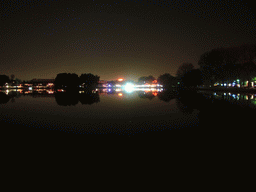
1,88,255,141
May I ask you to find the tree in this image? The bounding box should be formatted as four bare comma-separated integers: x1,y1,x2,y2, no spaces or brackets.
15,78,22,85
238,44,256,64
80,73,100,89
157,73,177,88
238,61,256,88
0,75,10,86
54,73,80,90
138,75,156,84
180,69,203,87
198,49,225,86
198,44,256,87
176,63,194,79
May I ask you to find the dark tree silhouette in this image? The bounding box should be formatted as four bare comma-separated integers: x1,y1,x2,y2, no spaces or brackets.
198,44,256,87
157,73,177,88
198,49,225,86
0,75,10,87
54,73,80,90
238,61,256,88
181,69,203,87
138,75,156,84
238,44,256,64
176,63,194,79
80,73,100,89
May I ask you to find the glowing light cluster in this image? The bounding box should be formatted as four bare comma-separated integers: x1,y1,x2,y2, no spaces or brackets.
124,83,134,93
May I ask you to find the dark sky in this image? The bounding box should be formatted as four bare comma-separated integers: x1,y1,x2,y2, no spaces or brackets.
1,0,255,81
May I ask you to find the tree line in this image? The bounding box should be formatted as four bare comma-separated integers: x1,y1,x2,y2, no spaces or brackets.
54,73,100,90
141,43,256,89
1,43,255,90
0,73,100,90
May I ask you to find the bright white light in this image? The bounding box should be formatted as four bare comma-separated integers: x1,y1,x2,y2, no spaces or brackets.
28,87,32,90
124,83,134,93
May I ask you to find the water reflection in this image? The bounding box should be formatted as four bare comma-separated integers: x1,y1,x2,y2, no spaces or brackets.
79,92,100,105
55,90,100,106
0,92,10,104
55,91,79,106
157,89,178,102
199,91,256,108
2,87,256,136
137,91,156,100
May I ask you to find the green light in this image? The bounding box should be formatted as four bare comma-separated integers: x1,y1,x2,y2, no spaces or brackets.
251,100,256,106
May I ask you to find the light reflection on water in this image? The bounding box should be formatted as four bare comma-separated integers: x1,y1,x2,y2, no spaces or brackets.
1,89,192,135
1,89,256,136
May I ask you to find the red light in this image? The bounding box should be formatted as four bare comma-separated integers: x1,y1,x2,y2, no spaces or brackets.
153,92,158,96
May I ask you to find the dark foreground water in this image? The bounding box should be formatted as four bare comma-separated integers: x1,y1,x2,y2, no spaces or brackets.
1,89,255,140
1,88,255,182
1,89,196,137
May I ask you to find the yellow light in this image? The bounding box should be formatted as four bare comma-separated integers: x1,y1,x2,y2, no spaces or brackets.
118,93,123,97
118,78,124,82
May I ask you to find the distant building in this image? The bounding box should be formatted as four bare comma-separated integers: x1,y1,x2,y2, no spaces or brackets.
29,79,55,88
97,80,108,87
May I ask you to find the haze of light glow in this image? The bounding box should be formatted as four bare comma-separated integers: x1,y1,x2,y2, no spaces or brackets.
124,83,135,93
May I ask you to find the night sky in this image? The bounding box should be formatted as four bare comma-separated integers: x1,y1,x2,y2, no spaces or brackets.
1,0,255,81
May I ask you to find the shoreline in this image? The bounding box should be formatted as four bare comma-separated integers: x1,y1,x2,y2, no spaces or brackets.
196,87,256,94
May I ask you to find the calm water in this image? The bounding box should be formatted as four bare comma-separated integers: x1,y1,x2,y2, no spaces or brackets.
1,88,256,138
